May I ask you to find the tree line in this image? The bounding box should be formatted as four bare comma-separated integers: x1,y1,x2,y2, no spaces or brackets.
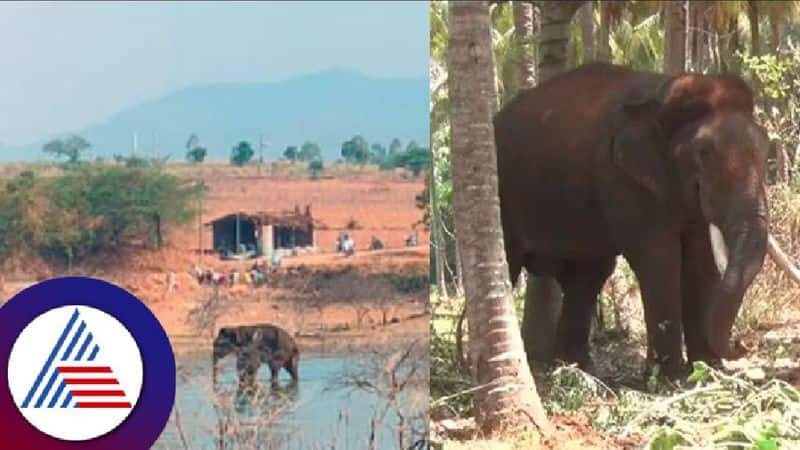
44,132,431,178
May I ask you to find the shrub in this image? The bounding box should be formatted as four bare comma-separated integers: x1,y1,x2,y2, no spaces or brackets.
308,159,324,179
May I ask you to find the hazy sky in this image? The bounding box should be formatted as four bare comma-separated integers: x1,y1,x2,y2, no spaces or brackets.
0,1,429,146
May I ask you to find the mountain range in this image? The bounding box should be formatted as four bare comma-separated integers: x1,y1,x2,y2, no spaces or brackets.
3,69,429,162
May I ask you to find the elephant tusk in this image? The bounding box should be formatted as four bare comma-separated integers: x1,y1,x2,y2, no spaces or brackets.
709,223,728,277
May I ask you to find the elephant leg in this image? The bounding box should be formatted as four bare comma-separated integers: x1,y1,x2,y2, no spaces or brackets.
554,257,616,371
236,352,258,390
268,360,281,385
285,354,299,382
521,275,563,366
624,235,685,379
681,225,721,365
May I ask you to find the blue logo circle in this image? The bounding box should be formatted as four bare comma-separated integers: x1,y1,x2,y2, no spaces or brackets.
0,277,176,449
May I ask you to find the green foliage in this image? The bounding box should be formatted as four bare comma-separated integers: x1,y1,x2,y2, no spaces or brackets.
283,145,299,161
389,138,403,156
185,146,207,163
370,143,387,164
387,146,431,176
386,272,429,294
0,167,203,264
113,154,154,168
609,11,663,72
300,141,322,162
230,141,255,166
341,135,370,164
430,294,474,419
740,52,800,181
548,362,800,448
0,170,40,256
185,134,207,163
42,135,91,164
307,159,324,179
490,1,523,105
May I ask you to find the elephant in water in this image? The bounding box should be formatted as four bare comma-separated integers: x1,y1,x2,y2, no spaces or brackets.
212,324,300,388
494,62,769,378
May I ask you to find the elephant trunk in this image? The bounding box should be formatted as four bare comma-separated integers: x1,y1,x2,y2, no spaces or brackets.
705,212,768,359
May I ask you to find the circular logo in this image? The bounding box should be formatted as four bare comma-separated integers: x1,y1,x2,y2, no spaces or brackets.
0,277,175,449
8,306,144,441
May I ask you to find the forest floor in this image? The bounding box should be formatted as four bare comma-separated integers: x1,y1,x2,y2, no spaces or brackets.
432,298,800,449
0,168,431,355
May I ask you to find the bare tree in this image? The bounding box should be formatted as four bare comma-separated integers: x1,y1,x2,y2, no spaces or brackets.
447,0,550,435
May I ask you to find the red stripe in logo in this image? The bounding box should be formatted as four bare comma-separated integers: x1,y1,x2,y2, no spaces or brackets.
76,402,132,409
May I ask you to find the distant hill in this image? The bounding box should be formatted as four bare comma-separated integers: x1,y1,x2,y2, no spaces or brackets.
4,69,428,162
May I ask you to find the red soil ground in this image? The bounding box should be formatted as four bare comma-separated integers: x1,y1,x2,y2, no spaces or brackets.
0,171,430,350
186,172,429,254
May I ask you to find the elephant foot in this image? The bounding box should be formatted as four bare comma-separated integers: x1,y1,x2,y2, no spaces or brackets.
556,346,595,375
644,355,688,384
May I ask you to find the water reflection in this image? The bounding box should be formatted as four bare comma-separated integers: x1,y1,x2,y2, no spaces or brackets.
231,381,299,416
155,352,427,450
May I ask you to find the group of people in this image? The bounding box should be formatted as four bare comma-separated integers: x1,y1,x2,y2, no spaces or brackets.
193,257,281,288
338,231,420,256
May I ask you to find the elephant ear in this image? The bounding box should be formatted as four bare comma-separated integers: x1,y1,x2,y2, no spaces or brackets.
611,73,755,200
611,77,671,200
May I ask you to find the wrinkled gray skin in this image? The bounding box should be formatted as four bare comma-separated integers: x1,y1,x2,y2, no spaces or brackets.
213,324,299,388
494,62,769,378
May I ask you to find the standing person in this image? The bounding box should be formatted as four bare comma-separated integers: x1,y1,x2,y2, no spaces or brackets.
165,271,177,293
342,233,355,257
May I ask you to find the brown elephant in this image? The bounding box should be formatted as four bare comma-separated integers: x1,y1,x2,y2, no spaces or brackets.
494,62,769,378
212,324,300,388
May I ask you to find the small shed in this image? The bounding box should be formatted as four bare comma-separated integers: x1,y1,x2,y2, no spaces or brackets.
206,205,315,258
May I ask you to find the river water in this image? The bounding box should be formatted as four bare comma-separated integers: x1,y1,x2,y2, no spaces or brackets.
153,351,426,450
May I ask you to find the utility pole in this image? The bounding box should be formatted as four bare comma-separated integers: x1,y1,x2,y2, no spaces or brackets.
258,134,267,176
197,192,203,266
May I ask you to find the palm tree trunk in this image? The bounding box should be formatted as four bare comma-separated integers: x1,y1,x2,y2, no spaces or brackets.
447,0,550,435
771,18,783,53
748,1,760,56
690,1,710,72
596,1,611,62
578,1,594,64
538,1,585,82
722,15,740,72
513,0,538,89
663,0,686,75
685,0,693,71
